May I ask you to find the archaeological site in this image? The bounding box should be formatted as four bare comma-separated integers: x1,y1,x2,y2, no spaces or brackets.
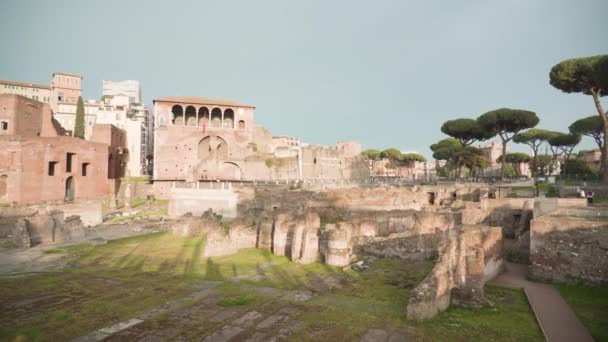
1,4,608,341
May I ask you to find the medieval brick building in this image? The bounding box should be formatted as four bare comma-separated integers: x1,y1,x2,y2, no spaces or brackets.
0,94,125,205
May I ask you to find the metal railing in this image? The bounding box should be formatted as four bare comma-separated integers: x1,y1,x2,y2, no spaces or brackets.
535,198,608,221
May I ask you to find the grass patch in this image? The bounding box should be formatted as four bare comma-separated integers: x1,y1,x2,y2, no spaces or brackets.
131,197,146,208
216,295,253,307
0,232,547,341
44,249,66,254
416,285,544,341
555,282,608,341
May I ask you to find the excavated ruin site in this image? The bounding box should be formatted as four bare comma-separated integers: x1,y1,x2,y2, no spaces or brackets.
0,183,585,341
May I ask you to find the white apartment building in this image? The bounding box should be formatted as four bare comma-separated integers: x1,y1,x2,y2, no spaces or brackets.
102,80,142,104
95,94,151,177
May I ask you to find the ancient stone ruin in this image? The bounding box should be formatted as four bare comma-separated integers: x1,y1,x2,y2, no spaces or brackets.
169,184,507,320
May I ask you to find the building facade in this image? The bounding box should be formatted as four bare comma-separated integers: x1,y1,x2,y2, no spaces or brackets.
50,72,82,112
0,80,51,104
95,94,151,177
102,80,142,104
152,96,368,198
0,94,124,205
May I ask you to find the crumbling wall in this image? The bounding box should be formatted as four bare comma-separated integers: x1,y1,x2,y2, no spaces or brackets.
406,226,504,321
0,206,87,249
530,217,608,285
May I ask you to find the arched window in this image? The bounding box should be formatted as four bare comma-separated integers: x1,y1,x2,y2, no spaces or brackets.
198,107,209,127
223,109,234,129
185,106,197,126
211,108,222,128
171,105,184,125
238,120,245,129
159,116,166,127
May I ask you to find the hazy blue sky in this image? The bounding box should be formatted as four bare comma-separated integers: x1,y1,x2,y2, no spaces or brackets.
1,0,607,157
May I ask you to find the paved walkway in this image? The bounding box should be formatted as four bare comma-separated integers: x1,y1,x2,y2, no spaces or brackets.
490,262,593,342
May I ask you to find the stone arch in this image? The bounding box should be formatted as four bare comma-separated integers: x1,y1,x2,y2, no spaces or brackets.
198,136,211,160
223,108,234,129
238,120,245,129
185,106,197,126
220,162,242,180
198,106,209,127
216,136,228,159
197,136,229,160
171,105,184,125
211,108,222,128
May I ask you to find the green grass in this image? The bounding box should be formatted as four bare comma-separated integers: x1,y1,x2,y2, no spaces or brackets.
0,232,339,341
131,197,146,208
0,232,547,341
216,295,254,307
416,285,543,341
291,259,543,342
555,283,608,341
43,249,66,254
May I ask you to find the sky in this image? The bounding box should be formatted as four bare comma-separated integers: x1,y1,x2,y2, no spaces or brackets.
1,0,607,158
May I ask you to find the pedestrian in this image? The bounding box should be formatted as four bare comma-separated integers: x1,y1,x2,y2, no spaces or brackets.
586,191,594,206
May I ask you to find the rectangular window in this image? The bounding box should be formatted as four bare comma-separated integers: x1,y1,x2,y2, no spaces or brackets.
82,163,89,176
48,161,58,176
1,122,7,130
66,153,75,172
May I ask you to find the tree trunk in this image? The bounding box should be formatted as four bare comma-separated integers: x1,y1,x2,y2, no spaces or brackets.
599,131,608,184
591,89,608,183
500,140,507,180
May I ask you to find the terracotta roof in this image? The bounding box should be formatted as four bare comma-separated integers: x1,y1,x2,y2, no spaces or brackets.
154,96,255,108
53,72,82,78
0,79,50,90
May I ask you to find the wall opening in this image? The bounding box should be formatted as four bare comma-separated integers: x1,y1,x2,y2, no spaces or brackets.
0,174,7,199
198,107,209,127
427,192,436,205
48,161,58,176
108,155,114,178
82,163,90,176
171,105,184,125
238,120,245,129
66,153,75,173
65,176,74,201
211,108,222,128
185,105,197,126
1,121,7,130
223,109,234,129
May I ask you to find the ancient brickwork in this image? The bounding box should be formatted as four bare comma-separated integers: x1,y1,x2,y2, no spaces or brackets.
406,226,503,321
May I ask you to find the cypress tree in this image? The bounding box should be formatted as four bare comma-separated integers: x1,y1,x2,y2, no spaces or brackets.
74,96,85,139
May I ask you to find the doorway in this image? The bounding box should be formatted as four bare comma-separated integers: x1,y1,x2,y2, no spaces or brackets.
65,176,74,201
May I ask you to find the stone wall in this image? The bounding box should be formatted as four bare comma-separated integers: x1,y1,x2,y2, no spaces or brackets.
169,187,238,218
530,217,608,285
406,225,503,321
0,204,89,249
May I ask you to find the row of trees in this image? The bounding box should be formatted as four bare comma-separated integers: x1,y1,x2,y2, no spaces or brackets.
429,54,608,182
361,148,426,176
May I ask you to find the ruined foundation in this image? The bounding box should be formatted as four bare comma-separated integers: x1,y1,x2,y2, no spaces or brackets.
168,184,506,320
